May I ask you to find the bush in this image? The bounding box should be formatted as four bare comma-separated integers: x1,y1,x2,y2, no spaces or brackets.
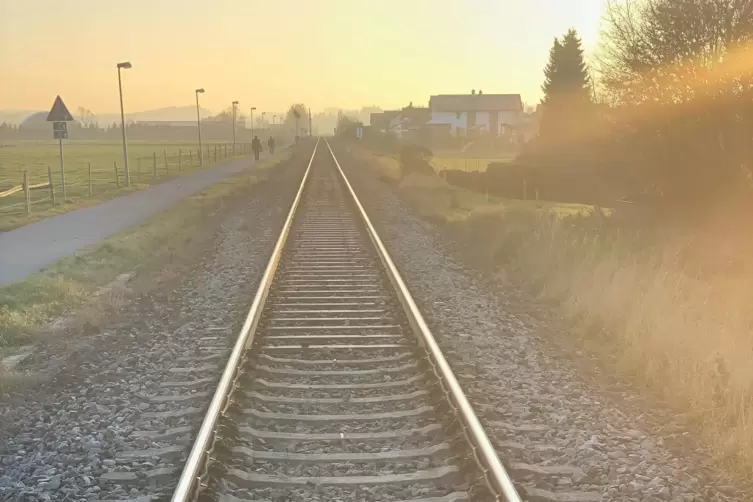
399,145,434,177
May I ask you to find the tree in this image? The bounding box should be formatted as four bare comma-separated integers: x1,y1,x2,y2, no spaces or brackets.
77,107,95,126
598,0,753,209
284,104,309,137
335,114,361,138
538,29,594,149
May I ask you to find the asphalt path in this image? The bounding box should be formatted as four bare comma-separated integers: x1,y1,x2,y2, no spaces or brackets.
0,150,281,286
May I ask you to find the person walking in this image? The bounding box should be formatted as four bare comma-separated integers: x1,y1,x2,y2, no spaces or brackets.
252,135,262,161
268,136,276,155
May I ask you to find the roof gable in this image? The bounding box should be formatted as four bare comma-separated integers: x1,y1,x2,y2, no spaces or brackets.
430,94,522,113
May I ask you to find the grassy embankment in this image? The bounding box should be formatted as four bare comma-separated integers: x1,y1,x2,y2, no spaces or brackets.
0,140,248,231
0,149,292,355
356,146,753,479
431,152,516,173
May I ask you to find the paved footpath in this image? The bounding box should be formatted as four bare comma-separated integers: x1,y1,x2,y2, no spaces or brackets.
0,150,283,286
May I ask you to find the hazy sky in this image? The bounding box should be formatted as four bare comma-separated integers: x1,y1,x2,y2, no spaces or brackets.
0,0,607,114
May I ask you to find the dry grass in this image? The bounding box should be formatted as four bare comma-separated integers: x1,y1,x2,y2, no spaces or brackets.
431,155,515,173
359,147,753,479
0,149,291,351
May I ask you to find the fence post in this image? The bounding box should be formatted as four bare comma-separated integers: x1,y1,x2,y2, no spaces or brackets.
88,162,93,196
189,149,194,167
153,152,157,181
137,157,141,180
23,170,30,215
48,166,55,205
178,149,182,171
164,150,169,175
114,161,120,188
206,145,210,164
214,145,217,163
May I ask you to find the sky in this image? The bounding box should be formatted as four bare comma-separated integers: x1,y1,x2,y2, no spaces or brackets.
0,0,607,114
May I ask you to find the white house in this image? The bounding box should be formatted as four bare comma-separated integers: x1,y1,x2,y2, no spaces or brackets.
428,91,523,137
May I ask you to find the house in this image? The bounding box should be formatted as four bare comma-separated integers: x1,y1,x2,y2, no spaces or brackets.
370,111,400,133
428,91,523,137
384,103,431,139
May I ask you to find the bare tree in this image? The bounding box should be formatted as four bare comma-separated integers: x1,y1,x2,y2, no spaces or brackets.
598,0,753,208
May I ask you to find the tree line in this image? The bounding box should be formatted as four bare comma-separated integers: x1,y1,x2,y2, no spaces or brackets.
532,0,753,215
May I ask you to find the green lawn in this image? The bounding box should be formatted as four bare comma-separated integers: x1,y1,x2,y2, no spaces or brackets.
0,140,248,231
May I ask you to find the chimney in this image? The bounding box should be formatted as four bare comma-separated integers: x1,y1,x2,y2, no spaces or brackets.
471,89,476,95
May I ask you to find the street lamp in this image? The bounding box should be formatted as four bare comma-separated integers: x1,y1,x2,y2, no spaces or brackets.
250,107,256,138
232,101,239,156
117,61,132,186
261,112,266,130
195,88,205,166
272,114,277,128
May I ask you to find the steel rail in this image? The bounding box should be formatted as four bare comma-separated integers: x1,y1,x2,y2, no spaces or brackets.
171,138,320,502
324,138,522,502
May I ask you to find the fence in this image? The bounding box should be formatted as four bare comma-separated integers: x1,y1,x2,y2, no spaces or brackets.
0,142,252,220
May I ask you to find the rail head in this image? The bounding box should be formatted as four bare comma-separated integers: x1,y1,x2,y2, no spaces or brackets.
323,138,522,502
171,138,320,502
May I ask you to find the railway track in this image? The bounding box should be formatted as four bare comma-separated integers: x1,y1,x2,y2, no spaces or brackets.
166,138,521,502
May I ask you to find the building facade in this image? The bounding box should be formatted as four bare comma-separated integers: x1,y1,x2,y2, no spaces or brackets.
428,92,523,137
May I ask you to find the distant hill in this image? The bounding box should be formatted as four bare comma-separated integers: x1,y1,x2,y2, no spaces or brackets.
0,105,215,126
0,110,40,125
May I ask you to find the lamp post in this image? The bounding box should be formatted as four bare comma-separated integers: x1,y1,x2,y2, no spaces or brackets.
250,107,256,138
232,100,239,156
195,88,205,166
272,115,277,128
261,112,266,131
117,61,132,186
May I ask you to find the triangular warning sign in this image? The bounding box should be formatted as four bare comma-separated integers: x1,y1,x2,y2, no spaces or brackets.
46,96,73,122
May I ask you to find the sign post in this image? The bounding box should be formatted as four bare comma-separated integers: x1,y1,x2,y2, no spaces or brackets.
46,96,74,202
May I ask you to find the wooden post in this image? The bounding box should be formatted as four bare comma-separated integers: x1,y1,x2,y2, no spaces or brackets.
59,138,66,202
153,152,157,180
206,145,210,164
137,157,141,180
164,150,169,174
214,145,217,163
48,166,55,205
23,170,30,215
178,149,182,171
189,149,194,167
88,162,93,196
114,161,120,188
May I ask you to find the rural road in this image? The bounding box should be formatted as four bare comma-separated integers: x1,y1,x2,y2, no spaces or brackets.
0,149,284,286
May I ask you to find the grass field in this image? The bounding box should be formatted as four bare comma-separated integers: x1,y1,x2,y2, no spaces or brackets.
431,155,515,173
0,140,248,231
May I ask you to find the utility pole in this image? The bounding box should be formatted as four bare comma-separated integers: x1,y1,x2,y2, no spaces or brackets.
308,108,312,137
117,62,132,186
195,88,205,166
250,107,256,138
232,100,239,156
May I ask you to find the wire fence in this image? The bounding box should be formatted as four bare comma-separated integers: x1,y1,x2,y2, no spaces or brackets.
0,142,252,221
